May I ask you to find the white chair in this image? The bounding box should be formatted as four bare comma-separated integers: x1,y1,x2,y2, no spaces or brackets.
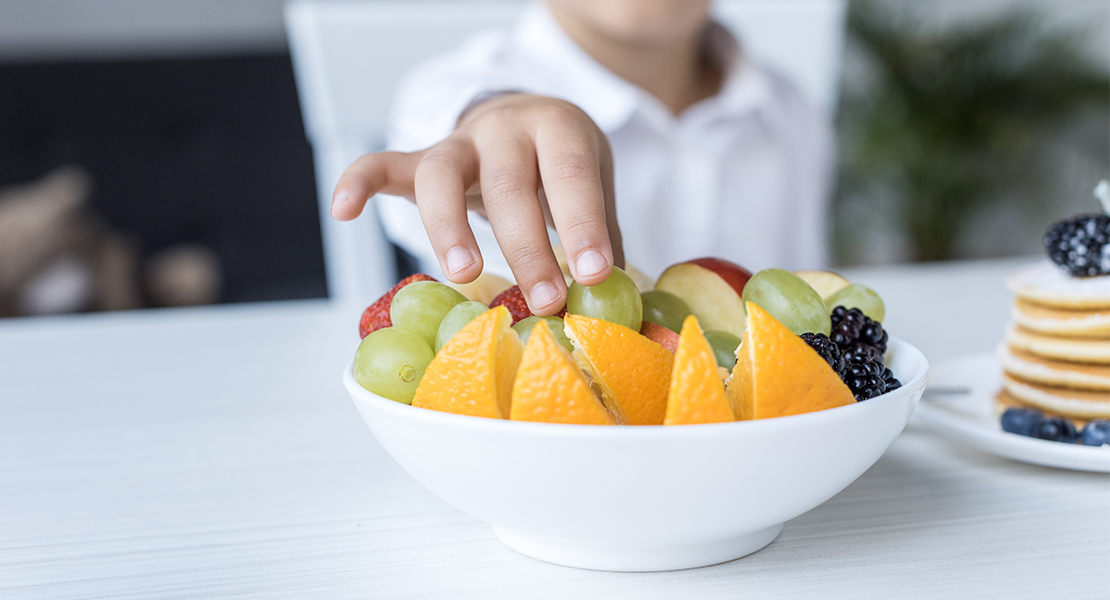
284,0,846,306
285,0,524,306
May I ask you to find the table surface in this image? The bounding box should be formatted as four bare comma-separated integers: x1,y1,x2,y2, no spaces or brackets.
2,257,1108,599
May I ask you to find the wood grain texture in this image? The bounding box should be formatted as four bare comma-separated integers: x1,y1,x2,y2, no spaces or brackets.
1,260,1107,599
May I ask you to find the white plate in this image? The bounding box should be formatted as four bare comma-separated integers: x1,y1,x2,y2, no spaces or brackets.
916,353,1110,473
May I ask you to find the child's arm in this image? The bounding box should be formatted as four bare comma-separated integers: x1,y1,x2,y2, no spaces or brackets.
332,93,622,316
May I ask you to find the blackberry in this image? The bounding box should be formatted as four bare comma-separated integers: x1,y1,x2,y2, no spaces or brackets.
881,366,901,392
844,342,883,364
830,306,889,364
801,332,846,376
844,355,887,401
1043,214,1110,277
859,321,888,353
829,306,864,349
1035,417,1078,443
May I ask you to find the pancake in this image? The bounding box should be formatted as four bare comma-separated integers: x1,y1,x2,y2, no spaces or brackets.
1006,261,1110,310
998,345,1110,391
1000,373,1110,419
1011,298,1110,339
1005,325,1110,365
994,390,1093,429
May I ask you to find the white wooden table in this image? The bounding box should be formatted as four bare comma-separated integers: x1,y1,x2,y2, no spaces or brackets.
2,257,1107,599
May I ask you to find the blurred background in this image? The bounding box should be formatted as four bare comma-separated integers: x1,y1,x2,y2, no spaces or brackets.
835,0,1108,265
0,0,1106,318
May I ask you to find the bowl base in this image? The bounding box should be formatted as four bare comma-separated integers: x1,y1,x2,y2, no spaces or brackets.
492,523,783,572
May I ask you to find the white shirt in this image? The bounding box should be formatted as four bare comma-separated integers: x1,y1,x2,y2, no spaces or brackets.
378,3,833,281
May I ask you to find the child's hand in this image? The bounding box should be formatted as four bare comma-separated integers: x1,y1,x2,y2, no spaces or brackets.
332,94,622,316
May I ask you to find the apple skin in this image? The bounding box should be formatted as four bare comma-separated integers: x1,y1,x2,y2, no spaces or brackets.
687,258,752,297
654,258,752,338
640,321,680,354
794,270,850,300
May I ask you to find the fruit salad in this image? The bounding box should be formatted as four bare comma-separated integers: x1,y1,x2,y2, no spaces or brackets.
352,257,903,425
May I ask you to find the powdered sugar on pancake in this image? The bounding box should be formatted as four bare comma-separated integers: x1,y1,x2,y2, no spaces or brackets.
1007,261,1110,308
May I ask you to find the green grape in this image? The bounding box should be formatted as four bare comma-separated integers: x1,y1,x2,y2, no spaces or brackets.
353,327,434,404
390,281,468,347
825,283,885,322
640,290,693,333
741,269,831,335
513,316,573,353
704,330,742,370
435,301,488,352
566,266,643,332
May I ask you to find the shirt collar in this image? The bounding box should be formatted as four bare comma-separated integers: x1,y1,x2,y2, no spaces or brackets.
510,3,776,132
685,20,776,124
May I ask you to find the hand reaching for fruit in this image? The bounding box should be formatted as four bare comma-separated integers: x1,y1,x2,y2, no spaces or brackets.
352,258,903,426
331,93,623,316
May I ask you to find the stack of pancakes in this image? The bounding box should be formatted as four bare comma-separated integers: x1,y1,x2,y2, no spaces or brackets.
998,262,1110,426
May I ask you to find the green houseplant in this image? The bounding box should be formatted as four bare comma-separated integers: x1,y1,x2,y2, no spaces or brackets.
836,1,1109,262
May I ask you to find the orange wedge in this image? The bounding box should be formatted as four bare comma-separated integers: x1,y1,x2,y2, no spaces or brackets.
728,302,855,420
564,314,673,425
510,321,614,425
413,306,523,419
665,315,735,425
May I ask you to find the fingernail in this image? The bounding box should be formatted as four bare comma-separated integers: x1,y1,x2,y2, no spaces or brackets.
445,246,475,276
334,190,349,206
575,250,608,279
530,281,560,310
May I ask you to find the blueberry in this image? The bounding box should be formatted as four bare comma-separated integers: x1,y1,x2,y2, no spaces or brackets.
1000,407,1043,437
1035,417,1078,443
1079,419,1110,447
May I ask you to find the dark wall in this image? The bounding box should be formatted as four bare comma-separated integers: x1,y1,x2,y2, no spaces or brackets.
0,53,327,303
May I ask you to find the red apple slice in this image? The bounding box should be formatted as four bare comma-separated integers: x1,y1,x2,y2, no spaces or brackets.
640,321,680,354
794,270,850,300
654,258,751,338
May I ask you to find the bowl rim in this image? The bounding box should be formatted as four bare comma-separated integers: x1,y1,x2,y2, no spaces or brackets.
344,336,931,438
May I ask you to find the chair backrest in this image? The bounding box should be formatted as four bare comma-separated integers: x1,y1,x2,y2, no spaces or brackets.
285,0,846,306
285,0,524,306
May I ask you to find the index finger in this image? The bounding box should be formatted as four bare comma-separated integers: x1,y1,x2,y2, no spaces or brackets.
331,151,422,221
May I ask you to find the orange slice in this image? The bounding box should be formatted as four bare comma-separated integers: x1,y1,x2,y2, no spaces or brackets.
564,314,674,425
413,306,523,419
665,315,735,425
510,320,614,425
728,302,855,420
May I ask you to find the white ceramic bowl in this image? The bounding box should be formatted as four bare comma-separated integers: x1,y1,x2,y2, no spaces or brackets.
344,337,930,571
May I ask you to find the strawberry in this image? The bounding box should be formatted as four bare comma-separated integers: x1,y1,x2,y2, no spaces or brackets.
489,285,566,325
359,273,437,338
